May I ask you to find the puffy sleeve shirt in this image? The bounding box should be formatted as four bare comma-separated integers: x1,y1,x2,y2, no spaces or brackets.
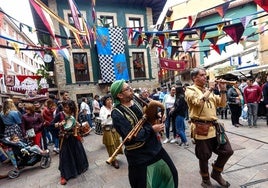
185,85,226,140
99,106,112,125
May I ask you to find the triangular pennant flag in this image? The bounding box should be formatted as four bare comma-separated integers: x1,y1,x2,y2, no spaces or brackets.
218,43,227,53
145,33,152,43
211,44,221,55
171,46,178,58
166,46,172,58
68,0,82,31
196,27,207,41
139,27,143,33
254,0,268,12
30,0,60,47
82,18,91,46
240,37,246,49
128,28,133,40
217,23,225,34
58,48,70,61
158,35,165,46
11,42,20,54
182,41,196,52
240,15,253,28
203,50,210,58
223,23,244,43
132,31,140,42
136,35,143,47
51,49,58,59
188,14,198,28
167,21,174,30
151,38,158,49
72,31,83,48
27,25,33,32
215,2,230,18
63,26,71,38
208,36,219,45
178,31,186,43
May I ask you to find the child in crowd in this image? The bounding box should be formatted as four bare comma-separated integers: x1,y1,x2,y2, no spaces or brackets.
9,135,49,155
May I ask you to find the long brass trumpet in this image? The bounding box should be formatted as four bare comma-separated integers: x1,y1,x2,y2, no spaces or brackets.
215,79,237,85
106,115,147,165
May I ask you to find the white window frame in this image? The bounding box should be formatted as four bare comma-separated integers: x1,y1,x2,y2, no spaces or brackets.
125,14,144,45
129,49,149,79
96,12,118,27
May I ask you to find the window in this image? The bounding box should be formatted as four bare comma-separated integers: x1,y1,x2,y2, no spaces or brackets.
125,14,144,45
132,52,146,78
73,53,90,82
67,13,86,46
129,18,141,28
96,12,118,27
99,15,115,27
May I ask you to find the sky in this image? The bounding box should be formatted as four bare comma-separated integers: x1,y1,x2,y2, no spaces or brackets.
156,0,186,26
0,0,183,43
0,0,37,42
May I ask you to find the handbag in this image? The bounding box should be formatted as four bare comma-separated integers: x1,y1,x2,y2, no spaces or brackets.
26,128,36,138
194,122,211,136
215,122,227,145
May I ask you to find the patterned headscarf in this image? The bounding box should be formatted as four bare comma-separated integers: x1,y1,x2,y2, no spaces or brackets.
110,80,125,106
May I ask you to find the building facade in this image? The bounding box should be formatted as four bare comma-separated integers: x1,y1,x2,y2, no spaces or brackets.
0,8,44,104
158,0,268,83
31,0,166,102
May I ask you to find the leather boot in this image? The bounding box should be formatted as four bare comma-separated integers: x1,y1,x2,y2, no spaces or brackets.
200,172,213,188
211,164,230,187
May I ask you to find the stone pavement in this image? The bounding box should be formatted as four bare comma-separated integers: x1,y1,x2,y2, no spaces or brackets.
0,117,268,188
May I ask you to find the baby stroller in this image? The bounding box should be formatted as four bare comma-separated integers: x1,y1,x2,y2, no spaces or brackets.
0,136,51,179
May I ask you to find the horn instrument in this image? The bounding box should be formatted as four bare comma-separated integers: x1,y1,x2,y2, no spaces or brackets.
106,95,165,165
215,79,237,85
106,115,147,165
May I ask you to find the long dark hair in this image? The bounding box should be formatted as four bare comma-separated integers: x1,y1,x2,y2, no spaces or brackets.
175,86,185,101
62,100,78,118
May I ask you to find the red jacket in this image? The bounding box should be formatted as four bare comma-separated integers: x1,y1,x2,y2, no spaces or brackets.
42,107,55,127
243,85,262,104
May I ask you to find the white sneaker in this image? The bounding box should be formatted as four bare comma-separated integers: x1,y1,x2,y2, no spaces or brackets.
183,142,189,148
163,138,171,144
170,138,179,144
178,142,189,148
53,147,59,154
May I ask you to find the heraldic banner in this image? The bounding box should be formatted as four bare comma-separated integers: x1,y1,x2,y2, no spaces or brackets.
159,58,186,71
96,27,129,83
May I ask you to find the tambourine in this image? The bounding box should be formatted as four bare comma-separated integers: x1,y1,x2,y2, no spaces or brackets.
63,116,76,130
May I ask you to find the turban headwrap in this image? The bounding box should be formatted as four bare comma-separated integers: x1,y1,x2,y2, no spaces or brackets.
110,80,125,106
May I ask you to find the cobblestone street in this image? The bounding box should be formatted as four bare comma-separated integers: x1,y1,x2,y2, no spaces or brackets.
0,118,268,187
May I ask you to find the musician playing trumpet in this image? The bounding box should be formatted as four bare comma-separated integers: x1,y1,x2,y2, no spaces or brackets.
110,80,178,188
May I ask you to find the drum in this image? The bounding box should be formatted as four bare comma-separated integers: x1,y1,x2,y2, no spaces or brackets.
64,116,76,130
79,122,91,136
94,118,103,135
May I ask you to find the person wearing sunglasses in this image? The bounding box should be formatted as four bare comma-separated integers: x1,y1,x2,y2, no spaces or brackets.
110,80,178,188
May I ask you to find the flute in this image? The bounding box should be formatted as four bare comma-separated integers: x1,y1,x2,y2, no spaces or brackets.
214,80,237,85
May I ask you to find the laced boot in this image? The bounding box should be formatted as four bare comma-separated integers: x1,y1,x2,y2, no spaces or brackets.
211,164,230,187
200,172,213,188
